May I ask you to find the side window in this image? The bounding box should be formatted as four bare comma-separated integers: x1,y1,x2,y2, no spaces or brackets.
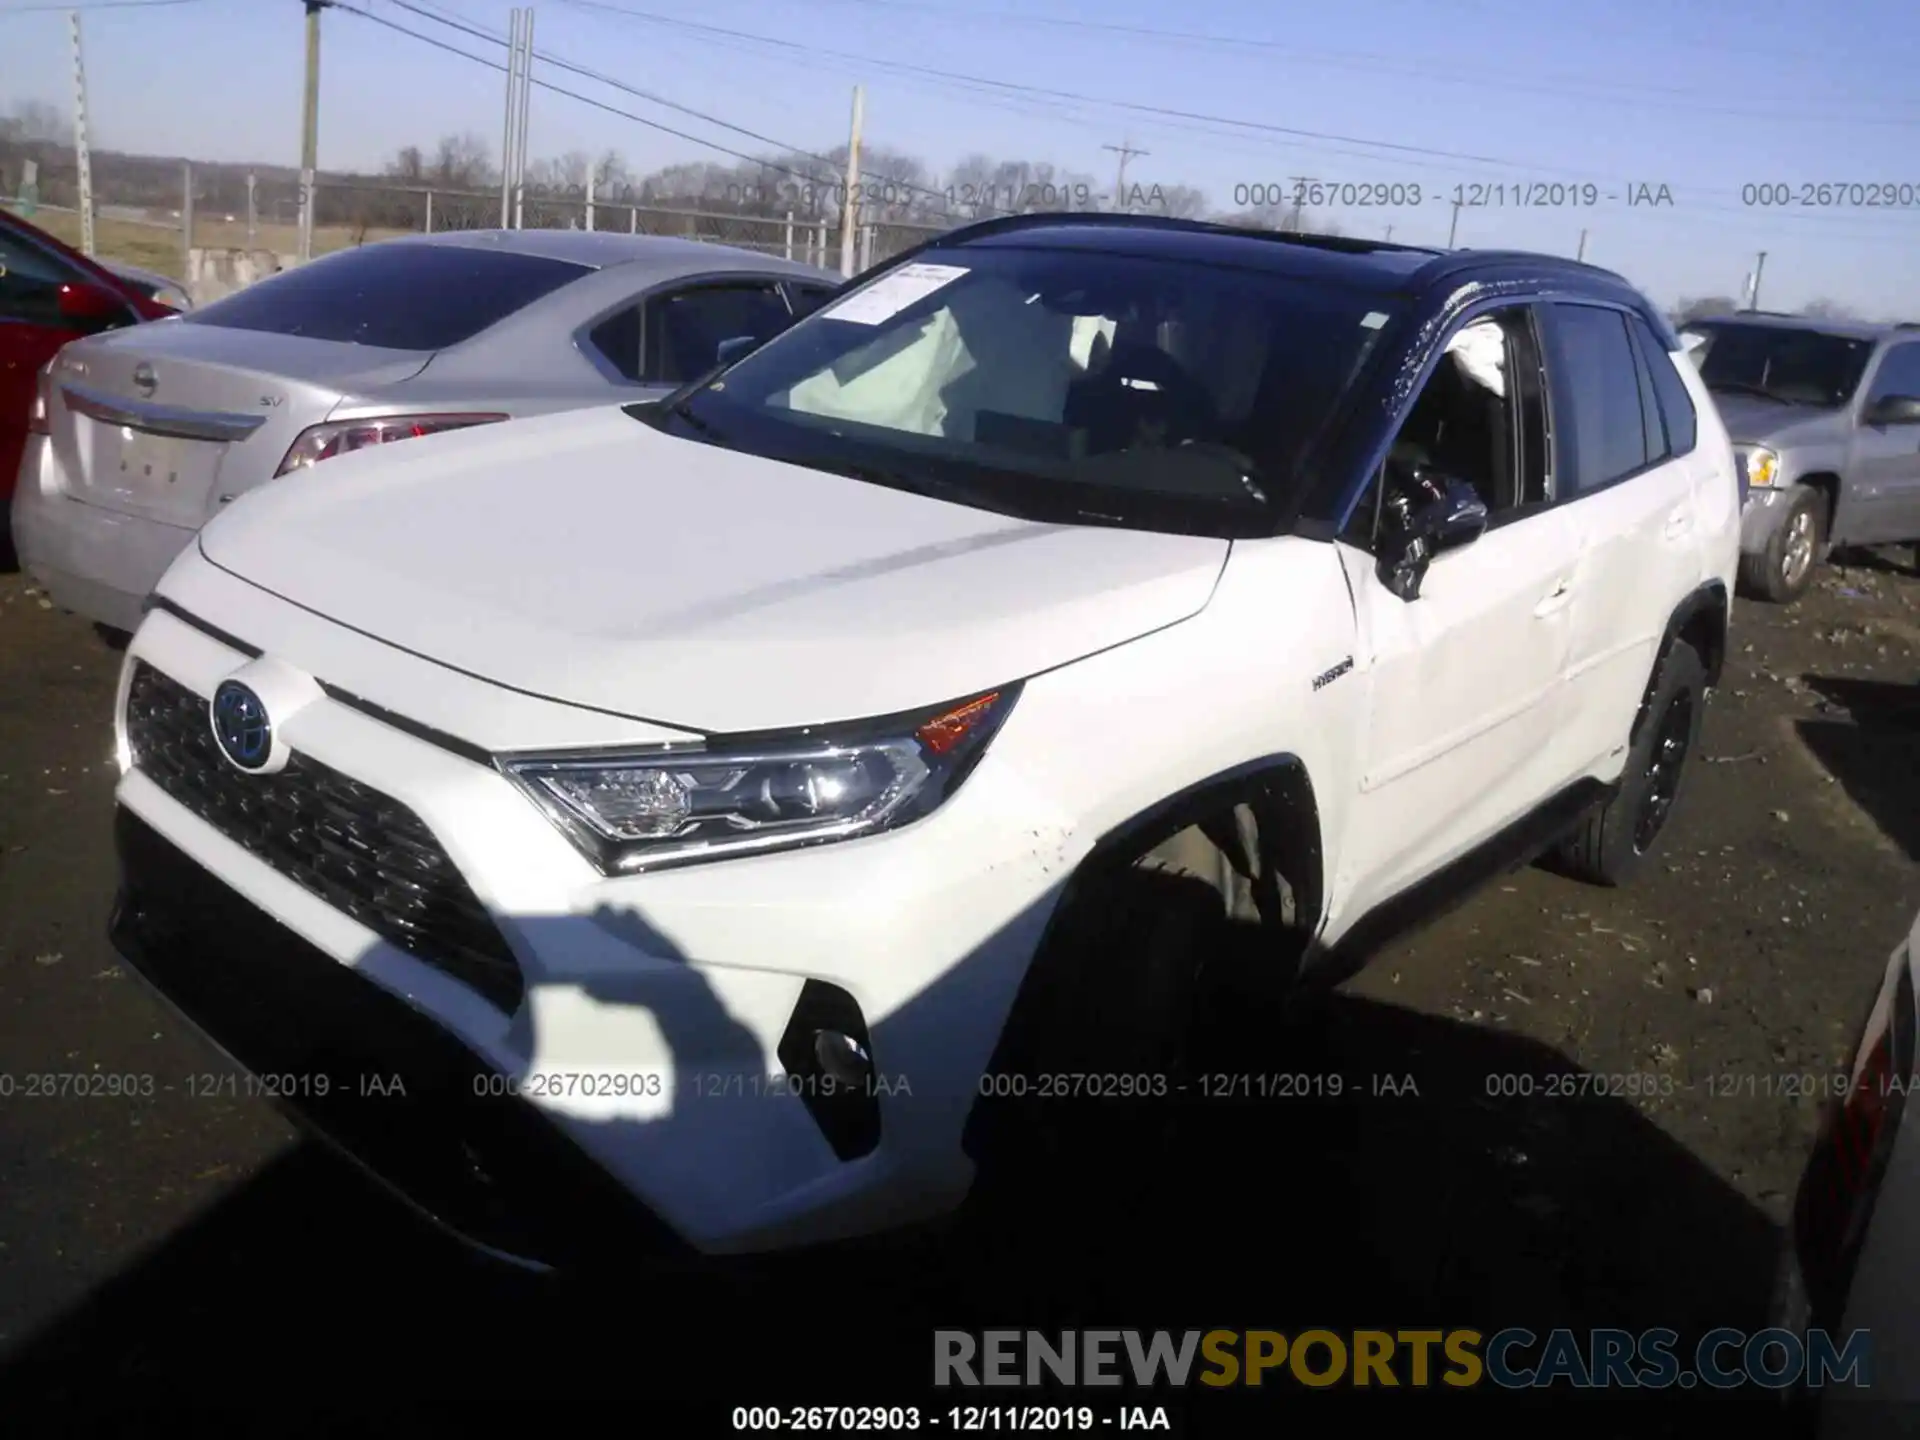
1865,343,1920,405
641,283,793,386
587,305,643,383
1546,304,1650,497
0,229,80,327
1630,331,1667,464
1349,306,1551,552
1628,313,1698,457
786,283,836,319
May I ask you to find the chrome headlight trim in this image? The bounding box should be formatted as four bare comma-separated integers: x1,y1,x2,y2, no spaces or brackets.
497,685,1021,875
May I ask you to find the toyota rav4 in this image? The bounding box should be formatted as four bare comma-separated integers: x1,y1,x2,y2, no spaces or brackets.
105,214,1741,1267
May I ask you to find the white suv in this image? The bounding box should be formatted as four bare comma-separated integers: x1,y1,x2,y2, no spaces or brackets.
105,215,1741,1266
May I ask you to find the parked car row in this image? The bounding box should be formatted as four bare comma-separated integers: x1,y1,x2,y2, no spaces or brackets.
2,205,189,559
5,214,840,631
4,206,1913,1432
1677,311,1920,603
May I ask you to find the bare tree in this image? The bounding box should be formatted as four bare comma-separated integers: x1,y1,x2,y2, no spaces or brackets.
1154,184,1209,220
1801,298,1858,321
6,100,71,146
430,132,494,190
386,145,426,183
1674,294,1740,324
594,149,633,199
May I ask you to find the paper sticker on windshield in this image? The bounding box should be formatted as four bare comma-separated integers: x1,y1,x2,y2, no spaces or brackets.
1361,311,1388,329
821,263,970,326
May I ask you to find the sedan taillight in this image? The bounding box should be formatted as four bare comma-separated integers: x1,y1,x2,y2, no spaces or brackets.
27,363,53,436
274,413,507,477
1794,944,1915,1325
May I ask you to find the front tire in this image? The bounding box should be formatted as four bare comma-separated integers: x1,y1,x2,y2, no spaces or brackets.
1552,639,1707,887
1739,485,1823,603
965,804,1298,1172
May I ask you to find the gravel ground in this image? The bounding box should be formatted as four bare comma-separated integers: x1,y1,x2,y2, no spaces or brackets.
0,553,1916,1436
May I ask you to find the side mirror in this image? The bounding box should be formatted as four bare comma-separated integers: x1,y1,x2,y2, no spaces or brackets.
715,334,758,367
1377,472,1490,601
1864,393,1920,426
57,279,130,328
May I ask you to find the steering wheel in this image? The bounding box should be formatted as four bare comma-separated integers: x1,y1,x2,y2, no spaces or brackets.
1095,344,1218,443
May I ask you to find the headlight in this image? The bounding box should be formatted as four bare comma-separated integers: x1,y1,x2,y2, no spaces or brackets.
500,687,1019,874
150,284,192,312
1736,445,1779,488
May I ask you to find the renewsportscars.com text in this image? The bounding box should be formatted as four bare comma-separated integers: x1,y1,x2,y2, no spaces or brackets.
933,1327,1871,1390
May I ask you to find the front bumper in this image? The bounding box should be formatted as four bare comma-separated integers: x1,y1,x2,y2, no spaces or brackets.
10,435,195,634
114,598,1077,1254
109,806,691,1270
1738,484,1797,557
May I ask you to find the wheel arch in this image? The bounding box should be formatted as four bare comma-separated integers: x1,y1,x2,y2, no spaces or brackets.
1075,752,1328,936
1795,471,1843,541
958,752,1328,1163
1635,580,1727,744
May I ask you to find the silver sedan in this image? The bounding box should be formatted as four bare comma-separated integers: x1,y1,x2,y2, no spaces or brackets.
11,228,841,633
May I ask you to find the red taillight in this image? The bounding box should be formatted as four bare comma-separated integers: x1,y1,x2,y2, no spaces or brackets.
27,363,53,436
1795,952,1914,1316
274,413,507,477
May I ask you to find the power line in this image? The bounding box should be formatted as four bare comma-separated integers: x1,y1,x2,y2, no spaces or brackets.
379,0,948,204
342,2,1920,248
560,0,1920,235
562,0,1553,174
332,1,956,212
775,0,1920,128
0,0,203,11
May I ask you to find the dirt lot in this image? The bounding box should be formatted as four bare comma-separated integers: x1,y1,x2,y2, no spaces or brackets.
0,551,1916,1434
16,208,413,281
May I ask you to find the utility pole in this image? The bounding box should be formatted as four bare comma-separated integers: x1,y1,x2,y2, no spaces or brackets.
513,8,535,228
1447,198,1463,248
1103,139,1147,212
69,10,95,256
181,161,193,280
1749,251,1768,310
838,84,864,277
500,7,522,227
246,172,257,247
299,0,329,263
1384,224,1394,242
1576,228,1588,262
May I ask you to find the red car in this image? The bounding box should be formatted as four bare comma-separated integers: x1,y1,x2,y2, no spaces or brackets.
1,206,181,540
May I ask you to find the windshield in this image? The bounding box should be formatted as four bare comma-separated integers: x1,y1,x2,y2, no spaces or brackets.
1684,322,1873,407
647,243,1396,535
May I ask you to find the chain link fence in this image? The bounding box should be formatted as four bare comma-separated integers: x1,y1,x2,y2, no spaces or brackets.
4,150,956,294
308,179,951,270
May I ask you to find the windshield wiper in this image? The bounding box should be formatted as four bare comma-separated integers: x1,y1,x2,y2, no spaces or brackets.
666,395,729,440
807,457,1018,514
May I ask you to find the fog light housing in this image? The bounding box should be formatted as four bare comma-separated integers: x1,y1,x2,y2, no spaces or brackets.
778,981,881,1160
814,1029,873,1088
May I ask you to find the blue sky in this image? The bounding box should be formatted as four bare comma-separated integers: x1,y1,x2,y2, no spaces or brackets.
4,0,1919,313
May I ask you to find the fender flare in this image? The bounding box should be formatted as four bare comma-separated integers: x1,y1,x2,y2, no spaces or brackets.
1072,753,1327,938
958,754,1327,1163
1634,580,1728,746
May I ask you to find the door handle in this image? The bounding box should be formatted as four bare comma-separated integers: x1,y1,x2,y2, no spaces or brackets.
1534,576,1574,616
1664,507,1693,539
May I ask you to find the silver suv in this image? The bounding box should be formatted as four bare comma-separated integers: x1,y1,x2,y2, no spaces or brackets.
1679,313,1920,603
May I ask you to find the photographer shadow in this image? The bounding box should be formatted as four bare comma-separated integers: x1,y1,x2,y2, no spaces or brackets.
0,842,1782,1436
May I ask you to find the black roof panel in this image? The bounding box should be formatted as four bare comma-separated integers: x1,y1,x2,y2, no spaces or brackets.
944,213,1440,289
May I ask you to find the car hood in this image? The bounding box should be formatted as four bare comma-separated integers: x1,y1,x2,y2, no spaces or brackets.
197,405,1231,733
1711,392,1848,448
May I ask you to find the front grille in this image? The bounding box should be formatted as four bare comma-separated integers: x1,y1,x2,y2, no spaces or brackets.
125,662,524,1012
